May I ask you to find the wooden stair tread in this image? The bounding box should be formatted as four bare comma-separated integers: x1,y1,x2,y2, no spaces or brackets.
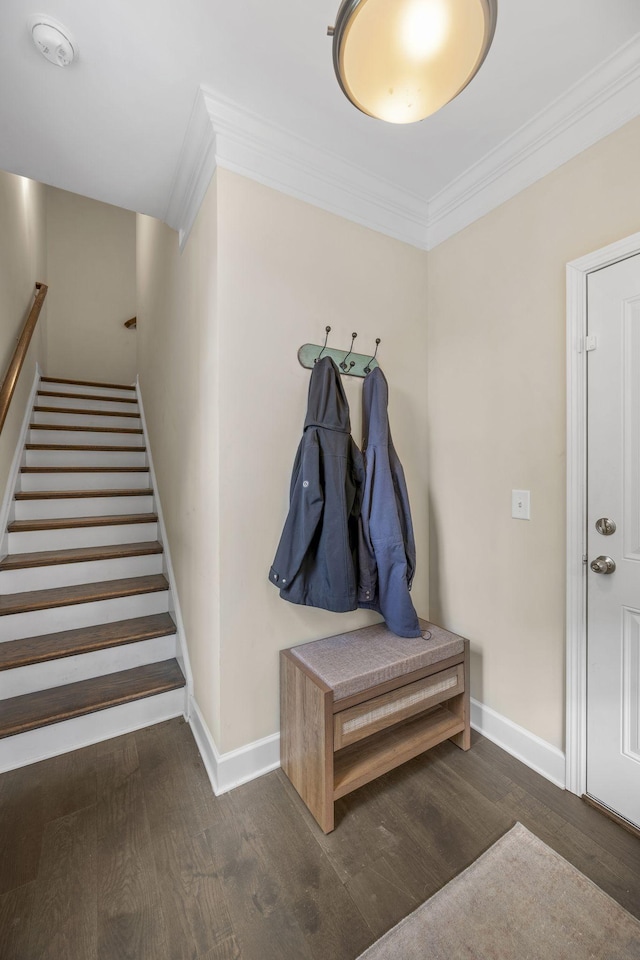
15,488,153,500
30,423,143,435
0,660,184,738
21,466,149,473
26,443,146,452
0,574,168,616
38,390,138,405
40,376,136,391
8,513,157,532
33,405,140,419
0,613,177,671
0,540,163,570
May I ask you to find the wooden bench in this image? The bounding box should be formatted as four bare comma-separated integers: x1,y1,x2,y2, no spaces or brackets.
280,619,470,833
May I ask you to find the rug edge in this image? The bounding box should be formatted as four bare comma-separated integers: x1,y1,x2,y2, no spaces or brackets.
356,821,526,959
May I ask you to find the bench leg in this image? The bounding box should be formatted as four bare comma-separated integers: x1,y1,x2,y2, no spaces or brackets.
280,652,335,832
450,639,471,751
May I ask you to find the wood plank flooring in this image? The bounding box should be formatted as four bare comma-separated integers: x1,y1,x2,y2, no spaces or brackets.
0,720,639,960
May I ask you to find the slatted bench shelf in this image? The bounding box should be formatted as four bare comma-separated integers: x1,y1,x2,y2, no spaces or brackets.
280,620,470,833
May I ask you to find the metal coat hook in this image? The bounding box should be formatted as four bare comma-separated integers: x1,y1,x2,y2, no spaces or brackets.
314,325,331,363
340,332,357,371
364,338,381,374
298,328,380,377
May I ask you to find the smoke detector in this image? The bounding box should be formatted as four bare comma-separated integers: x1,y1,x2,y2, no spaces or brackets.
29,14,77,67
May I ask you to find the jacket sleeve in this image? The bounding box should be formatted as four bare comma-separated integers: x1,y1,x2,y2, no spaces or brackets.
269,433,324,589
390,451,417,587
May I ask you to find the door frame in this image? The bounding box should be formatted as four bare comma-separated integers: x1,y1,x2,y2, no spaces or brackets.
566,230,640,796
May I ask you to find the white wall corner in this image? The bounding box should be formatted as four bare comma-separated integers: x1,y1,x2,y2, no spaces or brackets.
165,87,219,252
427,32,640,249
188,697,280,797
0,366,40,558
471,698,566,790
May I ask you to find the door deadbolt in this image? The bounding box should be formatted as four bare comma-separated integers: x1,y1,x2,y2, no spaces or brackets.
595,517,616,536
590,555,616,575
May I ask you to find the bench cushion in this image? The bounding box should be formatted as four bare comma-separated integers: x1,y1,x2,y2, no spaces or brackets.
290,619,465,701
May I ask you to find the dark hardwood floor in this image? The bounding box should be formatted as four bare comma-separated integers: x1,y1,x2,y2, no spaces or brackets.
1,719,639,959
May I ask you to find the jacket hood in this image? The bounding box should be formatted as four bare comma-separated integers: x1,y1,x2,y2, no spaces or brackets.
304,356,351,434
362,366,390,446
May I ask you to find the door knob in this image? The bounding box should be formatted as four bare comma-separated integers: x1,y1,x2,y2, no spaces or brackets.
590,556,616,574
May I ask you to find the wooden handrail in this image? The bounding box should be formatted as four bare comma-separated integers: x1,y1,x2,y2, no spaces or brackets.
0,282,48,435
124,317,137,329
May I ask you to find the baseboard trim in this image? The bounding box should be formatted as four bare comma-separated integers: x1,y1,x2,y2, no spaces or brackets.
188,697,280,796
188,695,566,797
471,697,566,789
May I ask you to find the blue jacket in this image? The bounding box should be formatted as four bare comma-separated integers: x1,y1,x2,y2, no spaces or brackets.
358,366,421,637
269,357,364,612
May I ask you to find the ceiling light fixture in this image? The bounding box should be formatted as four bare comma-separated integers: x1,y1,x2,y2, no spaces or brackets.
328,0,497,124
29,14,77,67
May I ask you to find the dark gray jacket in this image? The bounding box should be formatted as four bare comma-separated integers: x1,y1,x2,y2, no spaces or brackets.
358,366,421,637
269,357,364,612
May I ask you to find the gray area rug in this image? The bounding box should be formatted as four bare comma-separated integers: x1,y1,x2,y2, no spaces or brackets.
357,822,640,959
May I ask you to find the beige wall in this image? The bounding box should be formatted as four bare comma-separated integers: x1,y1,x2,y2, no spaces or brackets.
0,171,47,501
46,187,136,384
138,118,640,758
216,170,429,751
137,168,429,752
427,116,640,749
136,177,221,743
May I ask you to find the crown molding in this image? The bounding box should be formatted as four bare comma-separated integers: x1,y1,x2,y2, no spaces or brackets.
165,88,218,250
166,86,430,251
166,33,640,254
427,32,640,249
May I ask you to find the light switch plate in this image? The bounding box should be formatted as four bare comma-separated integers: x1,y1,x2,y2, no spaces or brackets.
512,489,530,520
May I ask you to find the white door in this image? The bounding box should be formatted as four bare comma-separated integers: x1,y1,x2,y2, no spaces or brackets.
586,253,640,829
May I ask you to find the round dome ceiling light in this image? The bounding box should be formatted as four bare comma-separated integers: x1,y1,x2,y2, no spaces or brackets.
28,14,77,67
328,0,497,124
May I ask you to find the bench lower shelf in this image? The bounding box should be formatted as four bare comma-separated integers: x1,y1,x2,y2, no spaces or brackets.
333,705,465,799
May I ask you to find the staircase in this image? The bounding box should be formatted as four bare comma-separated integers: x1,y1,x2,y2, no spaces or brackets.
0,375,187,771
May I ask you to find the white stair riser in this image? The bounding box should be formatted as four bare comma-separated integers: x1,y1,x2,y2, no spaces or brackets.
25,450,147,468
19,471,151,492
15,494,154,520
37,394,139,414
29,428,144,447
33,411,142,429
8,521,158,553
0,687,186,774
0,590,169,643
40,382,135,400
0,635,177,699
0,553,163,593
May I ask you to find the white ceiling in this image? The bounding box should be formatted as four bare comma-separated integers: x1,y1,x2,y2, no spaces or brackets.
2,0,640,228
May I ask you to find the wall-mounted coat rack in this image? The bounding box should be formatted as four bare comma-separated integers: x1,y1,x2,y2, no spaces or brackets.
298,327,381,378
